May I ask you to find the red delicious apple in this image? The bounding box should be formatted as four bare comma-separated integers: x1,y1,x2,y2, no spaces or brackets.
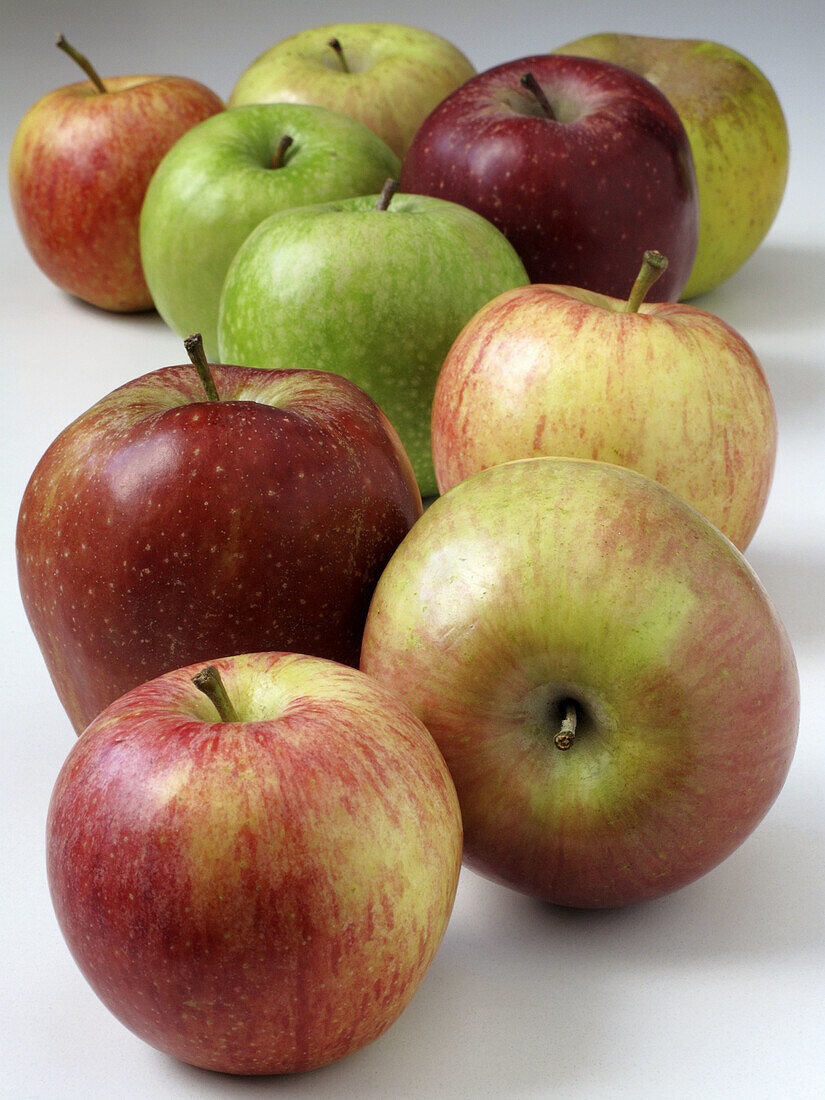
400,53,699,300
8,36,224,311
46,652,463,1074
17,336,422,734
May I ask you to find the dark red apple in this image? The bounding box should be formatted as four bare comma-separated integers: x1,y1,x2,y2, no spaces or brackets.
16,338,422,733
399,54,699,300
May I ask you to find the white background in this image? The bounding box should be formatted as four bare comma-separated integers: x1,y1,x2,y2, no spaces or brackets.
2,1,824,1097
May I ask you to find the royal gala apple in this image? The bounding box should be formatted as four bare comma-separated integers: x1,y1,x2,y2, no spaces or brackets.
46,652,463,1074
361,458,799,908
217,184,528,497
140,103,400,357
229,22,475,157
554,33,789,298
17,338,421,733
8,36,223,311
400,53,698,301
432,251,777,549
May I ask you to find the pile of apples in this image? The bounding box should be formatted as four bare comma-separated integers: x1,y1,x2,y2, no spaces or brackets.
11,22,799,1077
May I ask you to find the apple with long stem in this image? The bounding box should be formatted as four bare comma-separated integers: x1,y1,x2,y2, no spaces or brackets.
9,35,224,311
46,652,463,1073
431,250,777,549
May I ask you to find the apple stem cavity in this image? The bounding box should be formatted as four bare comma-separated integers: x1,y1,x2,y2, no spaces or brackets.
328,37,350,73
520,72,555,120
192,665,240,723
625,250,669,313
55,34,107,95
184,333,221,402
271,134,294,169
377,179,398,211
554,700,578,751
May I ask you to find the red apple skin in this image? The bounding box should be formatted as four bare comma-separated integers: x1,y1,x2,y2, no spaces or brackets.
400,54,698,300
432,283,777,550
9,75,224,311
17,364,422,734
46,652,463,1074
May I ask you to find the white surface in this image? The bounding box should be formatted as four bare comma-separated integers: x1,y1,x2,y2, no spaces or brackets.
2,2,824,1097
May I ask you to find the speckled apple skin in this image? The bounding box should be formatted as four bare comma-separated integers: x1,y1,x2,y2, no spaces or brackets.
361,458,799,908
432,284,777,549
46,652,463,1074
17,365,422,734
229,22,476,158
9,75,224,311
399,54,698,301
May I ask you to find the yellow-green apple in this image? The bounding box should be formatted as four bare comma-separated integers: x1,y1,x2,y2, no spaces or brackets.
553,34,789,298
360,457,799,909
16,337,421,734
140,103,400,357
431,250,776,549
228,22,475,157
399,53,698,300
8,35,223,311
217,184,528,497
46,652,462,1074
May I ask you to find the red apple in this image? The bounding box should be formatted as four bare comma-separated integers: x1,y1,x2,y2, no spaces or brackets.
8,36,224,311
46,652,463,1074
16,337,422,734
400,53,698,300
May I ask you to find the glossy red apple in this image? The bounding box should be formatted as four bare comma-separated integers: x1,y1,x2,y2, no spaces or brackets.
400,53,699,300
17,337,422,733
46,652,463,1074
8,36,224,311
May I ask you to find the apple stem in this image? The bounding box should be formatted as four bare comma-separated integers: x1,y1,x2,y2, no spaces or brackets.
377,178,398,211
271,134,294,169
328,37,349,73
193,666,240,723
184,333,221,402
554,700,578,751
55,34,107,94
520,72,555,120
625,250,669,313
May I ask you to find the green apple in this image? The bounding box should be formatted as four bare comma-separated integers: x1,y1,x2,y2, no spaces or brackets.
139,103,400,357
553,34,789,298
217,186,528,496
360,457,799,908
228,22,476,157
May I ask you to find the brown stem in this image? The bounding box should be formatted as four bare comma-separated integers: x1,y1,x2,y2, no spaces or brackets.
271,133,293,169
184,333,220,401
56,34,107,94
193,666,240,722
554,700,578,751
625,250,669,313
377,178,398,211
520,72,555,119
328,37,349,72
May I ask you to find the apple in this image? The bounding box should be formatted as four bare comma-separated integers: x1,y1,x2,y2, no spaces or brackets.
16,336,422,734
8,35,224,312
217,183,528,497
228,22,476,157
399,53,699,301
46,652,463,1074
553,34,789,298
431,250,777,550
360,457,799,909
139,103,401,358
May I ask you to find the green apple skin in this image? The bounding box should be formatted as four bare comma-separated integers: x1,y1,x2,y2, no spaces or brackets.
47,652,462,1074
432,282,777,550
139,103,400,357
554,34,789,298
228,23,476,158
218,192,529,497
360,458,799,909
